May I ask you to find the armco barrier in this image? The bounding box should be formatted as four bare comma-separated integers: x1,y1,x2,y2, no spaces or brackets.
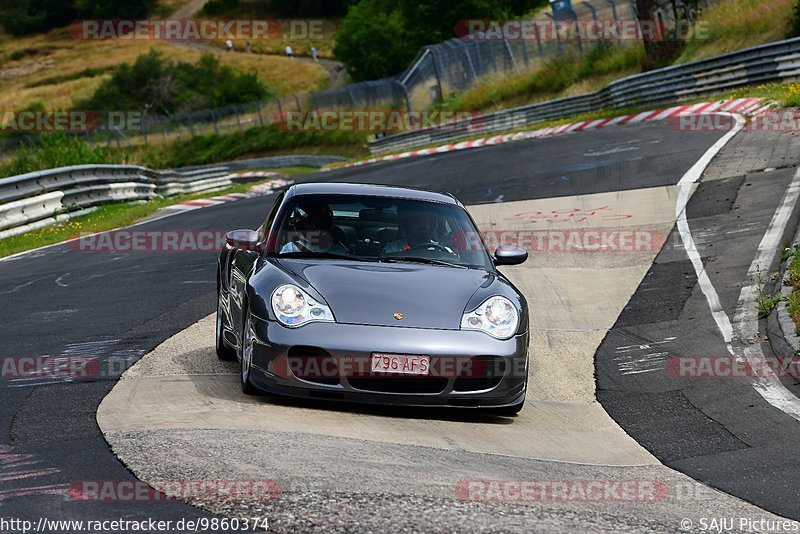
368,36,800,154
0,164,230,239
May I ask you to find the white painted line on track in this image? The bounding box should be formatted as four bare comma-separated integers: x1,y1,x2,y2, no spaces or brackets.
676,112,800,420
675,112,744,344
730,167,800,419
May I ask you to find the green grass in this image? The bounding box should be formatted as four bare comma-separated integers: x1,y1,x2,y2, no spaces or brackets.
1,134,128,178
677,0,795,63
129,125,368,169
0,127,368,178
440,44,646,113
440,0,798,115
776,244,800,334
0,168,319,258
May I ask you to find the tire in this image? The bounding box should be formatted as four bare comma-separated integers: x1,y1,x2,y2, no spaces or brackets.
240,308,260,395
215,289,236,361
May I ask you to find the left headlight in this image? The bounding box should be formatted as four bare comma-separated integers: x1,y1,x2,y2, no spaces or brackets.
271,284,334,328
460,296,519,339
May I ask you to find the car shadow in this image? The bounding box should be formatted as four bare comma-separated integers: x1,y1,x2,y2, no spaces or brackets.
252,392,518,424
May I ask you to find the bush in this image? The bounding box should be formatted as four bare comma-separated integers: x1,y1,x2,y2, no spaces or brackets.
78,50,269,115
0,134,122,178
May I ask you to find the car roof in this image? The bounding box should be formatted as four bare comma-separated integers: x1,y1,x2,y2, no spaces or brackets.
286,182,460,206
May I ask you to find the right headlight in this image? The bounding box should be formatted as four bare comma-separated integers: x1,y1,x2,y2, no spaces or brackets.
271,284,334,328
460,296,519,340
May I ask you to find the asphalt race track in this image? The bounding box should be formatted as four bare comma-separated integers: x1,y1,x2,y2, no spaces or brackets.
3,120,800,531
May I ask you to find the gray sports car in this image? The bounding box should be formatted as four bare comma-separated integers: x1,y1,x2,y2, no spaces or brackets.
216,182,530,415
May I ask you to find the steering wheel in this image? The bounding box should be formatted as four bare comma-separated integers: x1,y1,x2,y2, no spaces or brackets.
409,242,453,254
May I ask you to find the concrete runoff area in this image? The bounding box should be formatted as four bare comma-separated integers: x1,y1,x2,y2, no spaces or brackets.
98,185,789,530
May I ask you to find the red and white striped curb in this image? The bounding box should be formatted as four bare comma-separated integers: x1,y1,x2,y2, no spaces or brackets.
168,179,295,212
249,178,293,195
175,192,250,210
330,98,770,171
228,171,281,179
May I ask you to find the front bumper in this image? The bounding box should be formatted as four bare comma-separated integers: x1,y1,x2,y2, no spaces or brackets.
248,316,529,408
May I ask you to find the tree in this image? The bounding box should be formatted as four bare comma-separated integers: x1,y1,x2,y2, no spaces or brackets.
334,0,545,82
0,0,154,35
333,0,412,82
72,0,154,19
635,0,699,69
0,0,77,36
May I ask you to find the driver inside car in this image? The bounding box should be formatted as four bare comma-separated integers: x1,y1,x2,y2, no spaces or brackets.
384,204,456,254
280,201,349,254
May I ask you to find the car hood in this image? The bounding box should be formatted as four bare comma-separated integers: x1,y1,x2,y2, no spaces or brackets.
277,259,491,329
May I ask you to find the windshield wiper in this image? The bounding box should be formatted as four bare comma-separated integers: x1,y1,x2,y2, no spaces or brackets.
278,251,379,262
380,256,467,269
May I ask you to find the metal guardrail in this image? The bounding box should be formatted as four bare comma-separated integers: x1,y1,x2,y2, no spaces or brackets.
368,36,800,154
0,164,230,239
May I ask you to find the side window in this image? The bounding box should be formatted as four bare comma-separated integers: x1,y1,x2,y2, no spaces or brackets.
258,191,285,243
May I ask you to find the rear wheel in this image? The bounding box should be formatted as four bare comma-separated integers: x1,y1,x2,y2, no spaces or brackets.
240,308,260,395
215,289,236,361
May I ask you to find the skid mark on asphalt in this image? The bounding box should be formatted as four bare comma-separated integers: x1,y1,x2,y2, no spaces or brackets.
613,337,676,376
5,338,146,388
0,444,69,502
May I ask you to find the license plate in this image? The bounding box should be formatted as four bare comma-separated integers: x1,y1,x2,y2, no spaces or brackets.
371,353,430,375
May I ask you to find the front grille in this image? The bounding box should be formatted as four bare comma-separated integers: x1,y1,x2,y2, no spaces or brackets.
287,346,340,385
347,376,448,394
452,357,506,392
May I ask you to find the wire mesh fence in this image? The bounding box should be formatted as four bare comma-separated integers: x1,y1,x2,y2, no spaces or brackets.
1,0,711,157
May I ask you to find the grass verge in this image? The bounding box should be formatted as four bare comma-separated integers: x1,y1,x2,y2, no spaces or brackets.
785,246,800,334
0,127,368,177
439,0,798,115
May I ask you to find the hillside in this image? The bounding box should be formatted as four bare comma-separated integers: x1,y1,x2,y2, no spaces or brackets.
0,0,331,114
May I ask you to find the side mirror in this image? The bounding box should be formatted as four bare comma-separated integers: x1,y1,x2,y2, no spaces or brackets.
494,245,528,266
226,229,260,252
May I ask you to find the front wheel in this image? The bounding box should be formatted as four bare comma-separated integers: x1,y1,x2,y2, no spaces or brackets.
240,308,260,395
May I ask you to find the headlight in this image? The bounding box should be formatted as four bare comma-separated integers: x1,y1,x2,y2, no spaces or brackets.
271,284,334,328
460,296,519,339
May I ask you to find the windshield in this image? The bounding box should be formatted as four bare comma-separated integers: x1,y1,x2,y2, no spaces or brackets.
267,194,492,269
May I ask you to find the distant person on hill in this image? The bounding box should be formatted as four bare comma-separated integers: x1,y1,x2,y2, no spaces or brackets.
245,40,252,53
311,46,318,62
285,45,293,59
225,39,234,52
